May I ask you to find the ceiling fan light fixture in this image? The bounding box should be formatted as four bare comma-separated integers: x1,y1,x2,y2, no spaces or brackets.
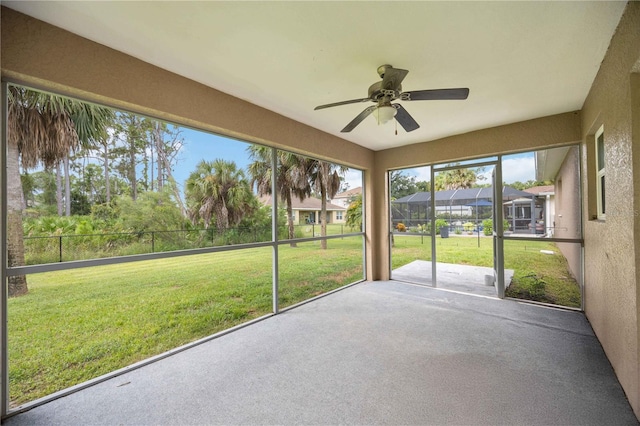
373,105,397,125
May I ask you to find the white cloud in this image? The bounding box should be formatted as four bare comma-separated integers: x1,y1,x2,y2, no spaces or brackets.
398,166,431,183
342,169,363,190
501,156,536,184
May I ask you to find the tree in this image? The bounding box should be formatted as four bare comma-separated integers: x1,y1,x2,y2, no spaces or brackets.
185,159,256,231
111,113,151,201
435,167,484,191
389,170,418,199
506,180,552,191
345,194,363,231
7,86,113,296
117,189,185,233
247,146,311,246
309,160,348,249
416,180,430,192
149,121,186,217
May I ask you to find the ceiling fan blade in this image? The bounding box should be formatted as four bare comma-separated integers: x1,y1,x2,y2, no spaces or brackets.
401,88,469,101
314,98,371,110
341,106,377,132
381,67,409,91
393,104,420,132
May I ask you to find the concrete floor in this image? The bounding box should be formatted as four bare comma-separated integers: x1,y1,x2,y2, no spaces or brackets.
4,281,638,425
392,260,514,297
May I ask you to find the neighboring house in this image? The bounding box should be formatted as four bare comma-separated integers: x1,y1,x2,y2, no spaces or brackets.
331,186,362,208
259,195,346,225
534,146,581,280
523,185,555,237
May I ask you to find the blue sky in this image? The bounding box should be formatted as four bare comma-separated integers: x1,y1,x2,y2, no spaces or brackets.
173,127,363,194
174,128,253,188
399,152,536,186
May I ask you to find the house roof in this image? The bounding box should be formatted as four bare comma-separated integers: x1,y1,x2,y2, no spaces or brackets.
4,2,626,152
524,185,555,195
333,187,362,199
259,195,345,211
393,186,534,205
535,147,571,181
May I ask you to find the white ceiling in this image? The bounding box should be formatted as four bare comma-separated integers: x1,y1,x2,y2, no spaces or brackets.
4,1,627,151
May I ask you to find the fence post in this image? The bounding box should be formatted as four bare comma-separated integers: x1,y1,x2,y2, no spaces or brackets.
151,232,155,253
59,236,63,262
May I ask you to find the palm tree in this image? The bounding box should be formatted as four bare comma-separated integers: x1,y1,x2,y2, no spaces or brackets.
7,86,113,296
435,167,482,190
247,146,311,246
309,160,348,249
185,159,255,232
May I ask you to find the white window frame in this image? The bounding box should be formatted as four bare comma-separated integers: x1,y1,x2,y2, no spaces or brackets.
336,211,343,220
595,125,605,220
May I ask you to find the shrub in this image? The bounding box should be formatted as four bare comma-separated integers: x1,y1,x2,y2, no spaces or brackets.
482,219,509,236
435,219,448,234
396,223,406,232
463,222,475,232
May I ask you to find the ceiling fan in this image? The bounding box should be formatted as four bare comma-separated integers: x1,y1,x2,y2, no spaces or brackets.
314,64,469,133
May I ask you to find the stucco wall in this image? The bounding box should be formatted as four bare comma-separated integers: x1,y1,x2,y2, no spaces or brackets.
555,146,582,281
580,2,640,417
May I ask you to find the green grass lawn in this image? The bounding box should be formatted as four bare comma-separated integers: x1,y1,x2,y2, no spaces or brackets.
391,234,581,308
8,237,363,406
9,233,579,407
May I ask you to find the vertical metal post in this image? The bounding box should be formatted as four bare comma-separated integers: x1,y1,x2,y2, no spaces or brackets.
578,144,586,311
430,166,437,287
151,232,155,253
361,174,366,281
59,236,63,262
530,199,536,234
270,147,279,314
1,81,10,417
387,171,393,280
476,194,480,248
494,159,505,298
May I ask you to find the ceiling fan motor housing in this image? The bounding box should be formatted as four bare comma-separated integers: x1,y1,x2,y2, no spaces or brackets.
368,82,400,104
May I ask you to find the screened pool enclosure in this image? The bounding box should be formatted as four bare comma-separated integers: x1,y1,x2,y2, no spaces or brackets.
391,186,546,234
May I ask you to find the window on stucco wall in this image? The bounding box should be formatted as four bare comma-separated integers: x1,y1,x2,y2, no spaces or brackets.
595,125,606,220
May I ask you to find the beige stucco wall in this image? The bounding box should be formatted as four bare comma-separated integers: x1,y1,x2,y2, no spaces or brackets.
580,2,640,417
554,146,582,281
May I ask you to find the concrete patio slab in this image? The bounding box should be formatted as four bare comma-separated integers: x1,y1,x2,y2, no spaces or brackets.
4,281,637,425
392,260,514,298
